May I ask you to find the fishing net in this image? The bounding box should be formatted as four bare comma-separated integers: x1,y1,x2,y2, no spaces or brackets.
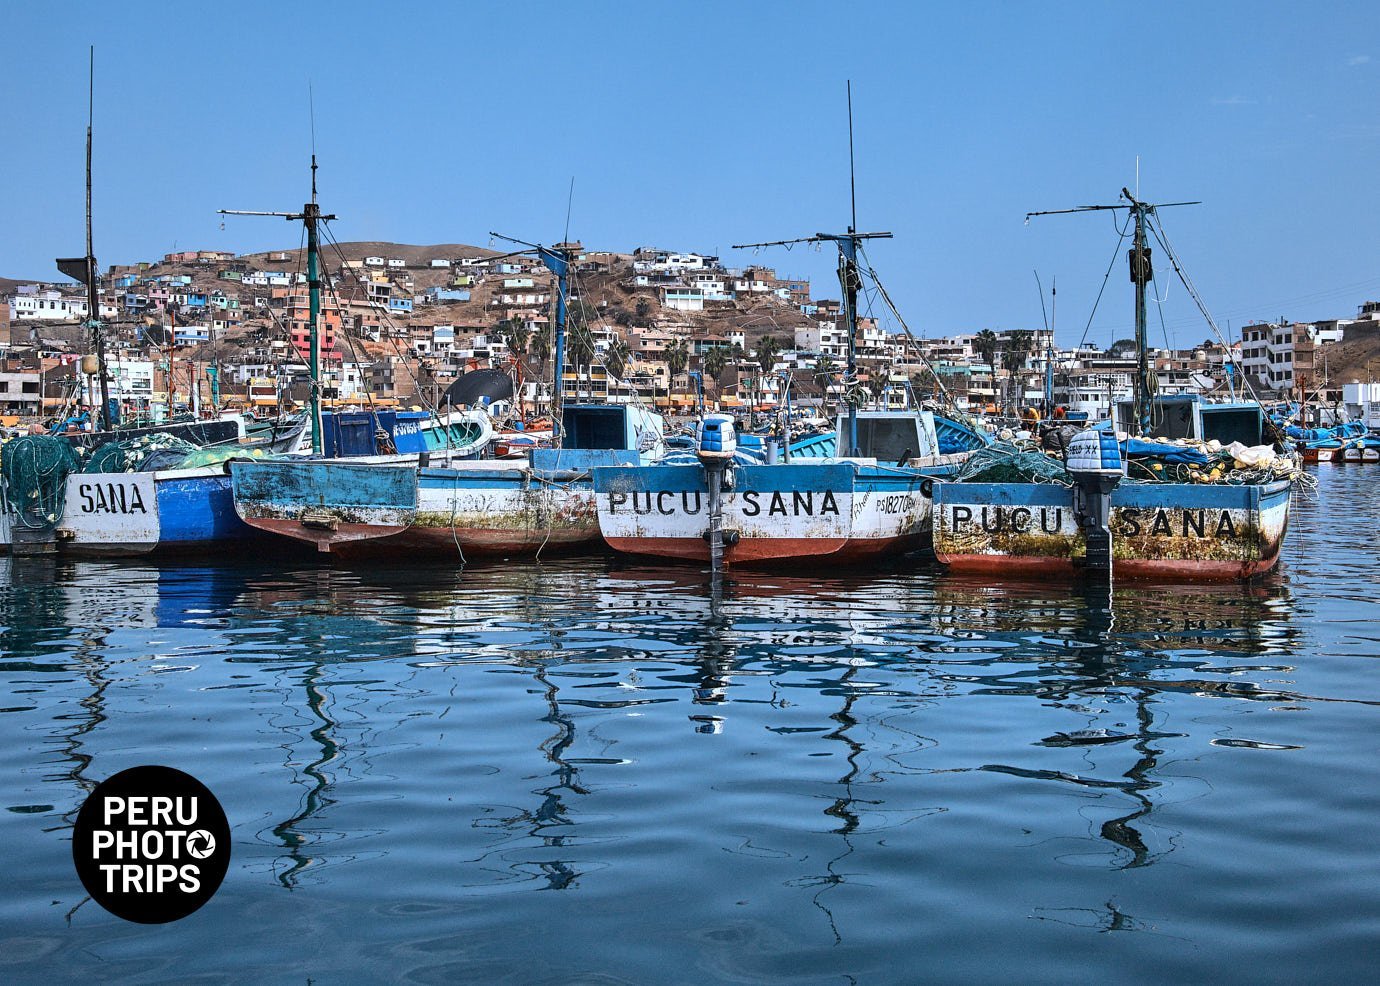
83,433,199,474
954,442,1072,484
951,435,1304,489
0,435,83,528
176,446,276,469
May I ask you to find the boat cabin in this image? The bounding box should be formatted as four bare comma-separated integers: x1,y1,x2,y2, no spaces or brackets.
1114,395,1266,447
537,403,666,471
833,409,942,462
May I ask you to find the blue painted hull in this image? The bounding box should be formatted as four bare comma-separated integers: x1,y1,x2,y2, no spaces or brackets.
55,469,272,557
228,450,643,557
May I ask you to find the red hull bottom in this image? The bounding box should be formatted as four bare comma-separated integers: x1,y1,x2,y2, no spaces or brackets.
935,550,1282,582
328,526,601,560
604,533,924,568
247,518,410,553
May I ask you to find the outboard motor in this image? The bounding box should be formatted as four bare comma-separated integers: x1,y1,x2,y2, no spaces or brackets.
696,413,737,462
1065,429,1123,579
696,413,739,571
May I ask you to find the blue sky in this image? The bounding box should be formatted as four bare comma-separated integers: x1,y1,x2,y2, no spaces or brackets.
3,1,1377,348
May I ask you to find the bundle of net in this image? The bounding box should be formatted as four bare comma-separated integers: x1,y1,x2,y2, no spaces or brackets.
954,441,1071,485
83,433,199,474
0,435,83,525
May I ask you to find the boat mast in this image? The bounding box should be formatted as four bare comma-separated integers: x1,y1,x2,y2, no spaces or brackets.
734,84,889,457
1126,188,1152,436
1026,187,1199,436
84,48,111,430
489,233,574,448
167,306,176,415
306,156,324,450
844,81,860,453
219,158,336,454
546,244,570,448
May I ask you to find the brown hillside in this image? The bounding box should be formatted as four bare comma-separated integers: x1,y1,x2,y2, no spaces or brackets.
1321,321,1380,383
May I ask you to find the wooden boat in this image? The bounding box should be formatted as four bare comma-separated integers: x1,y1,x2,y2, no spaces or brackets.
594,409,971,567
933,189,1298,583
933,475,1291,580
231,448,629,558
227,230,672,561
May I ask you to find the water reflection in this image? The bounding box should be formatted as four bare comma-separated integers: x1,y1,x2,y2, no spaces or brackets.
0,534,1350,979
270,663,341,889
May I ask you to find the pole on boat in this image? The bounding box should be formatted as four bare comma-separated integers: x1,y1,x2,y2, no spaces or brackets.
545,245,570,449
732,82,891,457
57,48,112,430
1126,189,1152,437
489,233,574,449
839,234,862,456
86,49,111,431
732,228,890,456
306,158,324,454
1026,189,1199,436
219,157,336,455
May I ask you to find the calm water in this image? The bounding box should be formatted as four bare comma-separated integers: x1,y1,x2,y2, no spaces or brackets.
1,467,1377,983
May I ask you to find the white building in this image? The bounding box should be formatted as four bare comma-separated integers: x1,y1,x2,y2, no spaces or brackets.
795,320,847,358
11,291,94,322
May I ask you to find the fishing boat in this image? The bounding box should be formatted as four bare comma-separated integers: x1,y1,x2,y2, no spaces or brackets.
0,60,292,558
311,407,493,463
932,188,1298,582
593,86,987,570
594,408,967,566
1285,421,1364,463
4,157,364,558
229,237,669,559
229,402,663,557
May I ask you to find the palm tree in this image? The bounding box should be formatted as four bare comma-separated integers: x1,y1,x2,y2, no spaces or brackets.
604,336,630,383
530,322,553,370
702,346,730,401
755,334,781,375
974,328,999,376
974,328,999,412
500,318,530,365
813,355,837,411
1002,329,1033,412
753,335,782,413
568,325,596,398
665,339,689,405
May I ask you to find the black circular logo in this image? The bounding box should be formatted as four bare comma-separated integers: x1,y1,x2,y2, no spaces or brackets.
72,765,231,924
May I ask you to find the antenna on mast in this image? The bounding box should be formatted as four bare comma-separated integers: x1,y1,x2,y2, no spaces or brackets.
309,83,318,204
563,176,575,247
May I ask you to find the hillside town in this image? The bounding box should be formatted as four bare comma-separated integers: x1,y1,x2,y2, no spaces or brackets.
4,240,1380,425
